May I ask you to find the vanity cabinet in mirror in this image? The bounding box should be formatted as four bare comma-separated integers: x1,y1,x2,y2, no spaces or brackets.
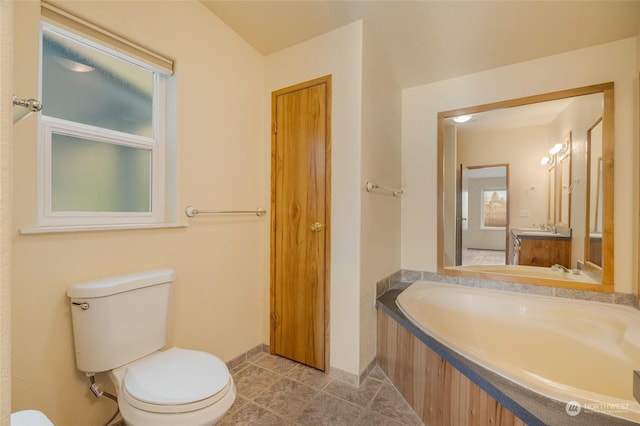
437,83,614,292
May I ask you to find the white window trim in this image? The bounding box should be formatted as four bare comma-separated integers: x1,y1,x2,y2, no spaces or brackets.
480,187,507,230
36,22,171,229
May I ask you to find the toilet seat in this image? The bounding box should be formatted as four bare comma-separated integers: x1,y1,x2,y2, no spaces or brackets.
121,347,232,414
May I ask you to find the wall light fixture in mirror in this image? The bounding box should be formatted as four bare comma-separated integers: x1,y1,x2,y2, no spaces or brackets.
437,83,614,292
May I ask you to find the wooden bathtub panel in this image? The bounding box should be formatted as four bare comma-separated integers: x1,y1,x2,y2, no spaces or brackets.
377,310,526,426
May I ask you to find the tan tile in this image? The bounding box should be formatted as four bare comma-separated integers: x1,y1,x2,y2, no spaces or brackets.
247,351,268,363
217,400,285,425
323,376,383,407
370,383,422,426
253,353,299,374
232,364,280,399
293,393,363,425
357,411,407,425
221,395,249,419
253,377,318,418
368,365,388,382
286,363,332,389
230,361,249,375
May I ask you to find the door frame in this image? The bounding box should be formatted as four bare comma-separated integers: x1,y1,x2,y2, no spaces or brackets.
457,163,510,265
269,75,332,370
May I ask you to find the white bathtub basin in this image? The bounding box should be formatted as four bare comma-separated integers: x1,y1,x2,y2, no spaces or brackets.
397,281,640,422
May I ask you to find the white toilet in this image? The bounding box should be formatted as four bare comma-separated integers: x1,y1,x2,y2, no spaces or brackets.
67,269,236,426
11,410,54,426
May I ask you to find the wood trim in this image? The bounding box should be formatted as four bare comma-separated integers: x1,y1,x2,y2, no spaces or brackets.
556,132,572,228
377,309,526,426
601,86,614,287
269,75,332,370
583,116,604,279
438,82,614,120
437,82,615,293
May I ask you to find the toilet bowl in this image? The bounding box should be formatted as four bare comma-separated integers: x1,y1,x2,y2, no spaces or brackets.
109,348,236,426
10,410,54,426
67,269,236,425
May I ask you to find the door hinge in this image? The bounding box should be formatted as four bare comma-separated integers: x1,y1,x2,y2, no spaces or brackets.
271,313,278,329
273,121,277,134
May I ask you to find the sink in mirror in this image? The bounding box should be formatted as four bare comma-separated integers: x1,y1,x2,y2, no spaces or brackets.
437,83,614,291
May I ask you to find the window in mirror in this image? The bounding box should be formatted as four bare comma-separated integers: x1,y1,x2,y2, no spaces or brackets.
481,189,507,229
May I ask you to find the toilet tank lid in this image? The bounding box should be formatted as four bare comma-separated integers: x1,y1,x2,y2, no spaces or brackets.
67,269,175,298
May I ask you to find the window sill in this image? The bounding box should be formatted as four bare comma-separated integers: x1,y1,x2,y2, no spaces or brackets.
20,222,188,235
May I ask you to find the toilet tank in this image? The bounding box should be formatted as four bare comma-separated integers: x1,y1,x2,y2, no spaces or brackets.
67,269,174,374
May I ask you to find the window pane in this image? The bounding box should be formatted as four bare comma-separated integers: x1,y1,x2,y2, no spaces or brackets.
42,28,153,137
51,133,151,212
482,190,507,228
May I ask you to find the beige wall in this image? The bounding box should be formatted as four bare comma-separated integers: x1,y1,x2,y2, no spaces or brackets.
547,94,604,268
360,22,401,372
458,125,550,230
265,21,365,377
402,37,638,293
264,19,402,378
12,2,267,424
1,2,13,425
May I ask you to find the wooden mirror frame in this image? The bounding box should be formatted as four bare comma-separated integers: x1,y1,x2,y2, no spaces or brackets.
557,133,572,228
437,82,614,292
585,117,605,273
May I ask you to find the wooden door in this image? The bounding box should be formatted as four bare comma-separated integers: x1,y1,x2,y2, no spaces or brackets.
270,76,331,371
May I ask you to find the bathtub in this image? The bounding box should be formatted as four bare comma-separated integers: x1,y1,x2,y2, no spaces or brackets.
396,281,640,423
446,264,601,284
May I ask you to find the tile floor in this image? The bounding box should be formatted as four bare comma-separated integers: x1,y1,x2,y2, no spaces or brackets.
219,352,423,425
462,248,506,265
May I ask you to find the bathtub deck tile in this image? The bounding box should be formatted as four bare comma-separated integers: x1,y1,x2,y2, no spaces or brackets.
503,282,554,296
555,287,614,303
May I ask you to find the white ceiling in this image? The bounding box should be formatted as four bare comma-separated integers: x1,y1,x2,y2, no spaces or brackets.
200,0,640,89
452,97,576,131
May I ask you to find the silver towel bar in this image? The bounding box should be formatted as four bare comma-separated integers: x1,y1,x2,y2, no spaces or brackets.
366,181,403,197
185,206,267,217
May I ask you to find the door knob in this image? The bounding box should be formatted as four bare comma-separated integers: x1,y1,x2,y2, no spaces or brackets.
311,222,324,232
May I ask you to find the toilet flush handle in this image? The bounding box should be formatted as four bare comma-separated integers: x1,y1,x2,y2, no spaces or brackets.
72,301,90,310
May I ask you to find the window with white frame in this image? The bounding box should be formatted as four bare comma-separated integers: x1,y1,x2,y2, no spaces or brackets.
38,18,173,228
480,188,507,229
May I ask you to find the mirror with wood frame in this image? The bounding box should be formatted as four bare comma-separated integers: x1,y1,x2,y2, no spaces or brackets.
437,83,614,292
